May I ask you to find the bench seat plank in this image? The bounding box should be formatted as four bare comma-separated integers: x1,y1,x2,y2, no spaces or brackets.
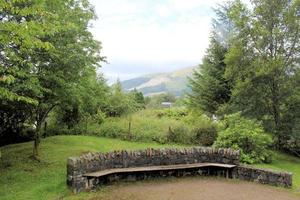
84,163,236,178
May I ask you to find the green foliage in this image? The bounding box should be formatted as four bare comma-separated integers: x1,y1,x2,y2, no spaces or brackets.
130,89,146,110
214,113,273,164
104,80,140,117
283,137,300,158
188,38,231,115
156,107,188,120
187,4,232,116
56,70,108,129
80,109,217,146
187,0,300,156
96,110,182,144
167,126,191,144
97,121,128,139
192,126,217,146
224,0,300,147
0,0,107,155
94,109,107,125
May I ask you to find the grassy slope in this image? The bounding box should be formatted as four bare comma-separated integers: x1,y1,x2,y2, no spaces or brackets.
255,152,300,193
0,136,183,200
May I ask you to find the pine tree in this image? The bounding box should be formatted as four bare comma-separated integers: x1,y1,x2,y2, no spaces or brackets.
187,4,233,116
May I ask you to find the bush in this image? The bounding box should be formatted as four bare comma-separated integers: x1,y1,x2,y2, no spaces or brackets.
214,113,273,164
283,136,300,157
156,108,188,120
167,126,191,144
46,124,84,136
93,109,106,125
98,121,127,139
192,126,217,146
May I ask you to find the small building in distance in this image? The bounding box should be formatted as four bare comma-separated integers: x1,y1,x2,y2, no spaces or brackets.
161,102,172,108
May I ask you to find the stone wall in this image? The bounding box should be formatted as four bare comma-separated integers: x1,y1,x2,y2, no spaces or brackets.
67,147,293,193
67,147,239,193
233,165,292,187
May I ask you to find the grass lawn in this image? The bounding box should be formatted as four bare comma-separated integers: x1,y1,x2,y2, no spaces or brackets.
1,135,299,200
0,135,183,200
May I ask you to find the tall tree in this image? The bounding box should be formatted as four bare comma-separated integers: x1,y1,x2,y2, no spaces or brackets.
187,3,233,116
225,0,300,145
0,0,53,145
0,0,105,157
57,69,108,129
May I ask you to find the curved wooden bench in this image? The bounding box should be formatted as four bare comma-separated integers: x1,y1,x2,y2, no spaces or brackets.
84,163,236,178
83,162,237,189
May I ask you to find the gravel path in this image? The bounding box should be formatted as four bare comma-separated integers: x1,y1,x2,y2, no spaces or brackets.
90,178,300,200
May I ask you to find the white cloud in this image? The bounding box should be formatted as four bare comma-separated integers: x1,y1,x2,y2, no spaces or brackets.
89,0,227,81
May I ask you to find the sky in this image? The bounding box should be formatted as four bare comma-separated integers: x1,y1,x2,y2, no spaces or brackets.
89,0,227,82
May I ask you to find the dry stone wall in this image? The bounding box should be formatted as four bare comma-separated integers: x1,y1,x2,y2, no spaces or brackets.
67,147,239,193
233,165,292,187
67,147,292,193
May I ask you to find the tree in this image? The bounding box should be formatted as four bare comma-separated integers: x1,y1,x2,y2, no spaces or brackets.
214,113,273,164
0,0,54,146
187,3,233,116
131,88,146,109
0,0,105,157
225,0,300,147
188,38,231,116
57,69,108,129
104,80,136,117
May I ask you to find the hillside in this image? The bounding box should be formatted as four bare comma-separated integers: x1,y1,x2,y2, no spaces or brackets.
121,66,197,96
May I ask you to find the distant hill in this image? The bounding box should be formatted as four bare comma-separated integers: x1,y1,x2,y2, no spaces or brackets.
121,66,197,96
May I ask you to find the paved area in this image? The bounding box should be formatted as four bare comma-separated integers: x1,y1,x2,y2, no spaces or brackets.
90,178,300,200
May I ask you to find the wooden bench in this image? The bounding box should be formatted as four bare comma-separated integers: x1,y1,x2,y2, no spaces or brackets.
84,163,237,180
67,148,241,193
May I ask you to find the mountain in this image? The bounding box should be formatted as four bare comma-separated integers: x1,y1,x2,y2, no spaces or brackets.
121,66,197,96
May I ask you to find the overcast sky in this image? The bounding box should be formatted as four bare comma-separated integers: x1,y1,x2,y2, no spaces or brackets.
89,0,227,82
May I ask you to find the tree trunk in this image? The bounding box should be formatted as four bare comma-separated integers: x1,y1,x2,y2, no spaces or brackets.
43,122,47,138
33,122,42,158
128,122,131,134
85,117,88,135
32,103,57,158
271,80,283,149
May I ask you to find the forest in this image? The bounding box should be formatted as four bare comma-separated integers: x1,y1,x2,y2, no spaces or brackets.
0,0,300,199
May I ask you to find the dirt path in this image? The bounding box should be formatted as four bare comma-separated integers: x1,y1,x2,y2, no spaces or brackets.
90,178,300,200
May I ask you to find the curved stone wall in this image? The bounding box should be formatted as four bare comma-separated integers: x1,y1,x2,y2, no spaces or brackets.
67,147,239,193
67,147,292,193
233,165,292,187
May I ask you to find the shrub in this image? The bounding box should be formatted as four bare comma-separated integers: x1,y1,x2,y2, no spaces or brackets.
283,136,300,157
98,121,127,139
192,126,217,146
167,126,191,144
93,109,106,125
214,113,273,164
156,108,188,120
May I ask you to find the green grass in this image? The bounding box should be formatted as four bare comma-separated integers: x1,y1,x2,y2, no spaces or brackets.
0,135,183,200
255,152,300,193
